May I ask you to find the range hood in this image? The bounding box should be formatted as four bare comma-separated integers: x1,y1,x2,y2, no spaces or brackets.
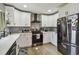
34,14,37,21
31,14,40,23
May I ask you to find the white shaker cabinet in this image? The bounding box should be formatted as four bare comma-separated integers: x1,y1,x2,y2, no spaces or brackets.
41,14,58,27
49,14,58,27
14,9,21,26
5,6,31,27
50,32,57,46
16,33,32,47
43,32,53,44
5,6,21,26
41,15,48,27
20,12,31,26
43,31,57,46
5,6,15,26
14,9,31,26
43,32,49,44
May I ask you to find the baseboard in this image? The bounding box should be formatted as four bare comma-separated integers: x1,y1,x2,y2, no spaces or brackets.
19,42,57,48
49,42,57,47
43,42,50,45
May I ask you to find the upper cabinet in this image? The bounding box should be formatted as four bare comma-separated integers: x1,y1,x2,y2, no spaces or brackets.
14,9,31,26
41,15,48,27
14,9,20,26
5,6,31,27
20,12,31,26
5,6,14,26
41,14,58,27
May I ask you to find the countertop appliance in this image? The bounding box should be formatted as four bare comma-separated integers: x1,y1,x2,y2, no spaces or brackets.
57,14,79,55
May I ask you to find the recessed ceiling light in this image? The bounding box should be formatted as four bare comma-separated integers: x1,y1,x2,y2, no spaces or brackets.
48,9,52,12
23,5,27,8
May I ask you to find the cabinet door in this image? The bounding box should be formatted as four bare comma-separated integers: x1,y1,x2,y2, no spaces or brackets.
47,16,54,27
25,13,31,27
41,14,58,27
17,34,28,47
43,32,50,44
14,9,21,26
51,32,57,46
48,14,58,27
26,33,32,47
41,15,48,27
42,15,53,27
20,12,31,26
5,6,14,25
16,33,32,47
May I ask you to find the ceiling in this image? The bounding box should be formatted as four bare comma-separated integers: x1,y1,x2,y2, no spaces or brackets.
5,3,67,14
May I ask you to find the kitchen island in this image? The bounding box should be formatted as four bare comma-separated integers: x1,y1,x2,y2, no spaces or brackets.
0,34,20,55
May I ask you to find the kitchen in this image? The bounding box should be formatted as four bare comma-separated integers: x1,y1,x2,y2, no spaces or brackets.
0,3,79,55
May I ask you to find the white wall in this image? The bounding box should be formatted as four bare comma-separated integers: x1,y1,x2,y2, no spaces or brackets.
59,3,79,18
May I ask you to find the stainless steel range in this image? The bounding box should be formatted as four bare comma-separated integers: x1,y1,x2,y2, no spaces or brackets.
32,30,43,47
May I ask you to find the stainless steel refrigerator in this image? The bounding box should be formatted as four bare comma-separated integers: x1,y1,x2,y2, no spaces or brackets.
57,14,79,55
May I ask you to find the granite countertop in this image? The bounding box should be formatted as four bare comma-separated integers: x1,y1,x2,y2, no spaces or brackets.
0,34,20,55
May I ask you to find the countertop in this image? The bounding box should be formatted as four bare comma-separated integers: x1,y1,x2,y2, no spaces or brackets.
0,34,20,55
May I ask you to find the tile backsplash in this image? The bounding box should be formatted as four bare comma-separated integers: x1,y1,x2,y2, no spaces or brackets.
41,27,57,32
7,27,57,34
7,27,30,34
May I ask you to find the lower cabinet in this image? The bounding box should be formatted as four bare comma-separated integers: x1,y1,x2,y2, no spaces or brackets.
16,33,32,48
43,32,53,44
43,31,57,46
50,32,57,46
6,41,16,55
